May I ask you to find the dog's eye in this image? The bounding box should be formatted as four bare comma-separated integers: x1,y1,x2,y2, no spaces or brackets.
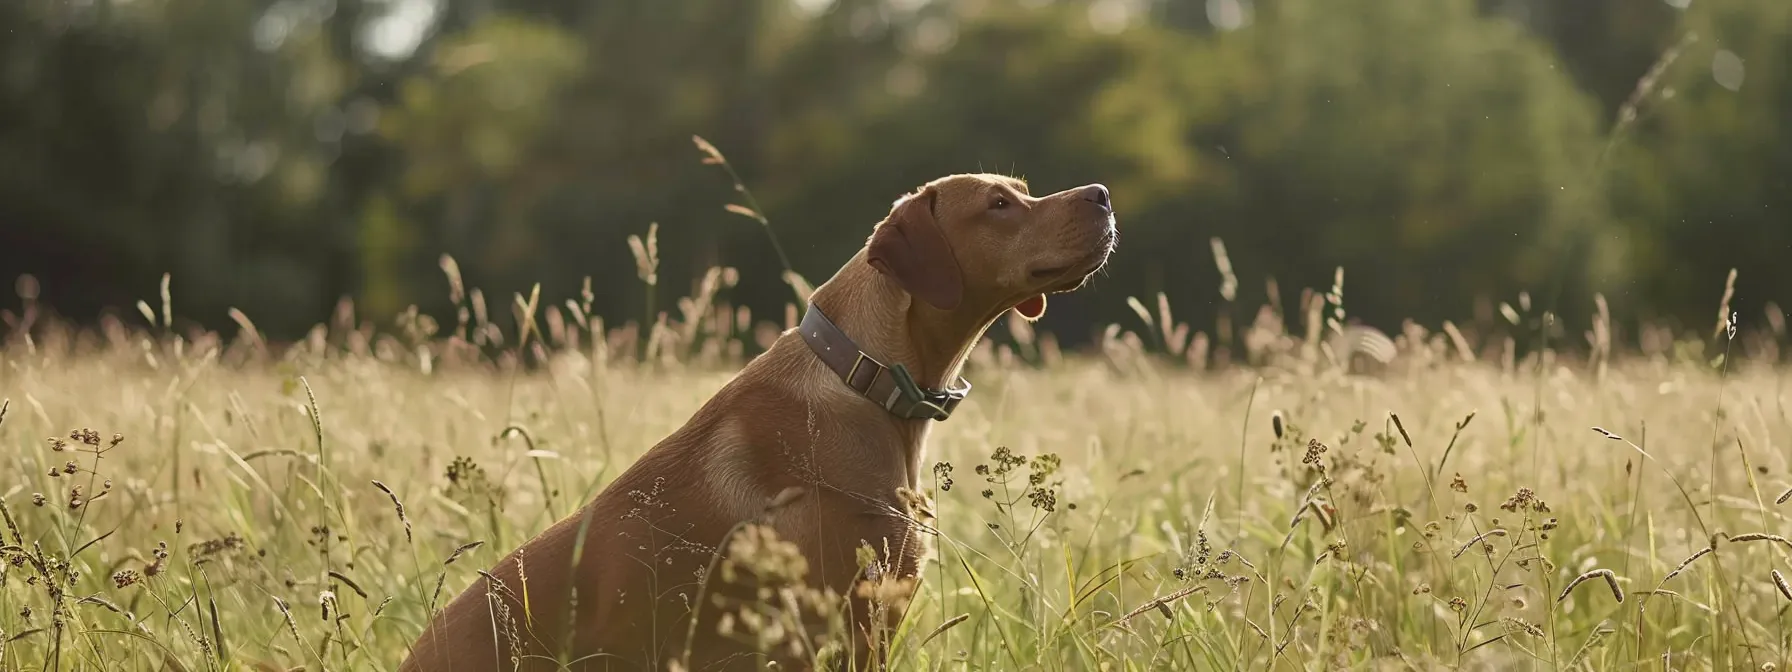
991,196,1010,210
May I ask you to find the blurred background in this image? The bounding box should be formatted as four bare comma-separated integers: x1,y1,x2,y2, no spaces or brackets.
1,0,1786,352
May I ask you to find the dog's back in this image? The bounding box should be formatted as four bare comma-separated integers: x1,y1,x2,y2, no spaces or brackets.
401,337,874,671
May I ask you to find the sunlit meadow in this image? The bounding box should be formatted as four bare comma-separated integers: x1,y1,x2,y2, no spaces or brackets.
1,246,1788,672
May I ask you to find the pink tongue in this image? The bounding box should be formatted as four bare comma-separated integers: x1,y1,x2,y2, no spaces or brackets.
1015,295,1046,320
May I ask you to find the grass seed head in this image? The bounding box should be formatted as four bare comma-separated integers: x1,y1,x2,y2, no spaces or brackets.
1725,532,1792,551
1558,569,1624,604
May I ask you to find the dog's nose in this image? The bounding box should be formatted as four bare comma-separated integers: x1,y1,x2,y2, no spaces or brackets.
1080,184,1111,211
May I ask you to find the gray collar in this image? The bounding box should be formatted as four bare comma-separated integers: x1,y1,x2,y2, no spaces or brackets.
798,303,971,421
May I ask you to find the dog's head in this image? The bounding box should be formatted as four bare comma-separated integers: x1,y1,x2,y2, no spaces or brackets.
867,173,1116,321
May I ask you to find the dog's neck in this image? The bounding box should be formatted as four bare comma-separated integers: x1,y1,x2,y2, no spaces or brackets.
806,251,996,393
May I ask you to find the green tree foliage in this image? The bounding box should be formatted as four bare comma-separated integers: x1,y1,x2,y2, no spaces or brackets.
0,0,1781,347
1181,0,1615,329
1604,0,1792,329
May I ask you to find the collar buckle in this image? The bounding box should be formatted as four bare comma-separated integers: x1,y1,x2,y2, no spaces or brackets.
845,351,884,395
800,304,971,422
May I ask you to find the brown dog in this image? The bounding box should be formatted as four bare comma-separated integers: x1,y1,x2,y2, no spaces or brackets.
399,173,1115,671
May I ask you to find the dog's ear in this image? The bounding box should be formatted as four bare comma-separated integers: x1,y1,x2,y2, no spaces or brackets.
1013,295,1047,321
868,187,964,311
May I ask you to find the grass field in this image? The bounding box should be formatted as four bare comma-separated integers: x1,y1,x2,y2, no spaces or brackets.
1,275,1789,672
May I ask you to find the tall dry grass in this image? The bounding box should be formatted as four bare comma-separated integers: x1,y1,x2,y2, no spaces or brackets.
0,244,1787,671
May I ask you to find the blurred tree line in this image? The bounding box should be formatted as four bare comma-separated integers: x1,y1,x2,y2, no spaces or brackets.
1,0,1786,350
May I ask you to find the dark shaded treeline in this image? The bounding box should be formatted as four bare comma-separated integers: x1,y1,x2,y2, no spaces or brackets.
1,0,1787,350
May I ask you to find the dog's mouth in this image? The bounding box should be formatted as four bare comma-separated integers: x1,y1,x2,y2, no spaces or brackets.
1042,271,1095,294
1032,259,1103,294
1030,229,1116,293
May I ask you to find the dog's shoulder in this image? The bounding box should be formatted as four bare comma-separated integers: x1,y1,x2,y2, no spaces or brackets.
681,338,893,519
